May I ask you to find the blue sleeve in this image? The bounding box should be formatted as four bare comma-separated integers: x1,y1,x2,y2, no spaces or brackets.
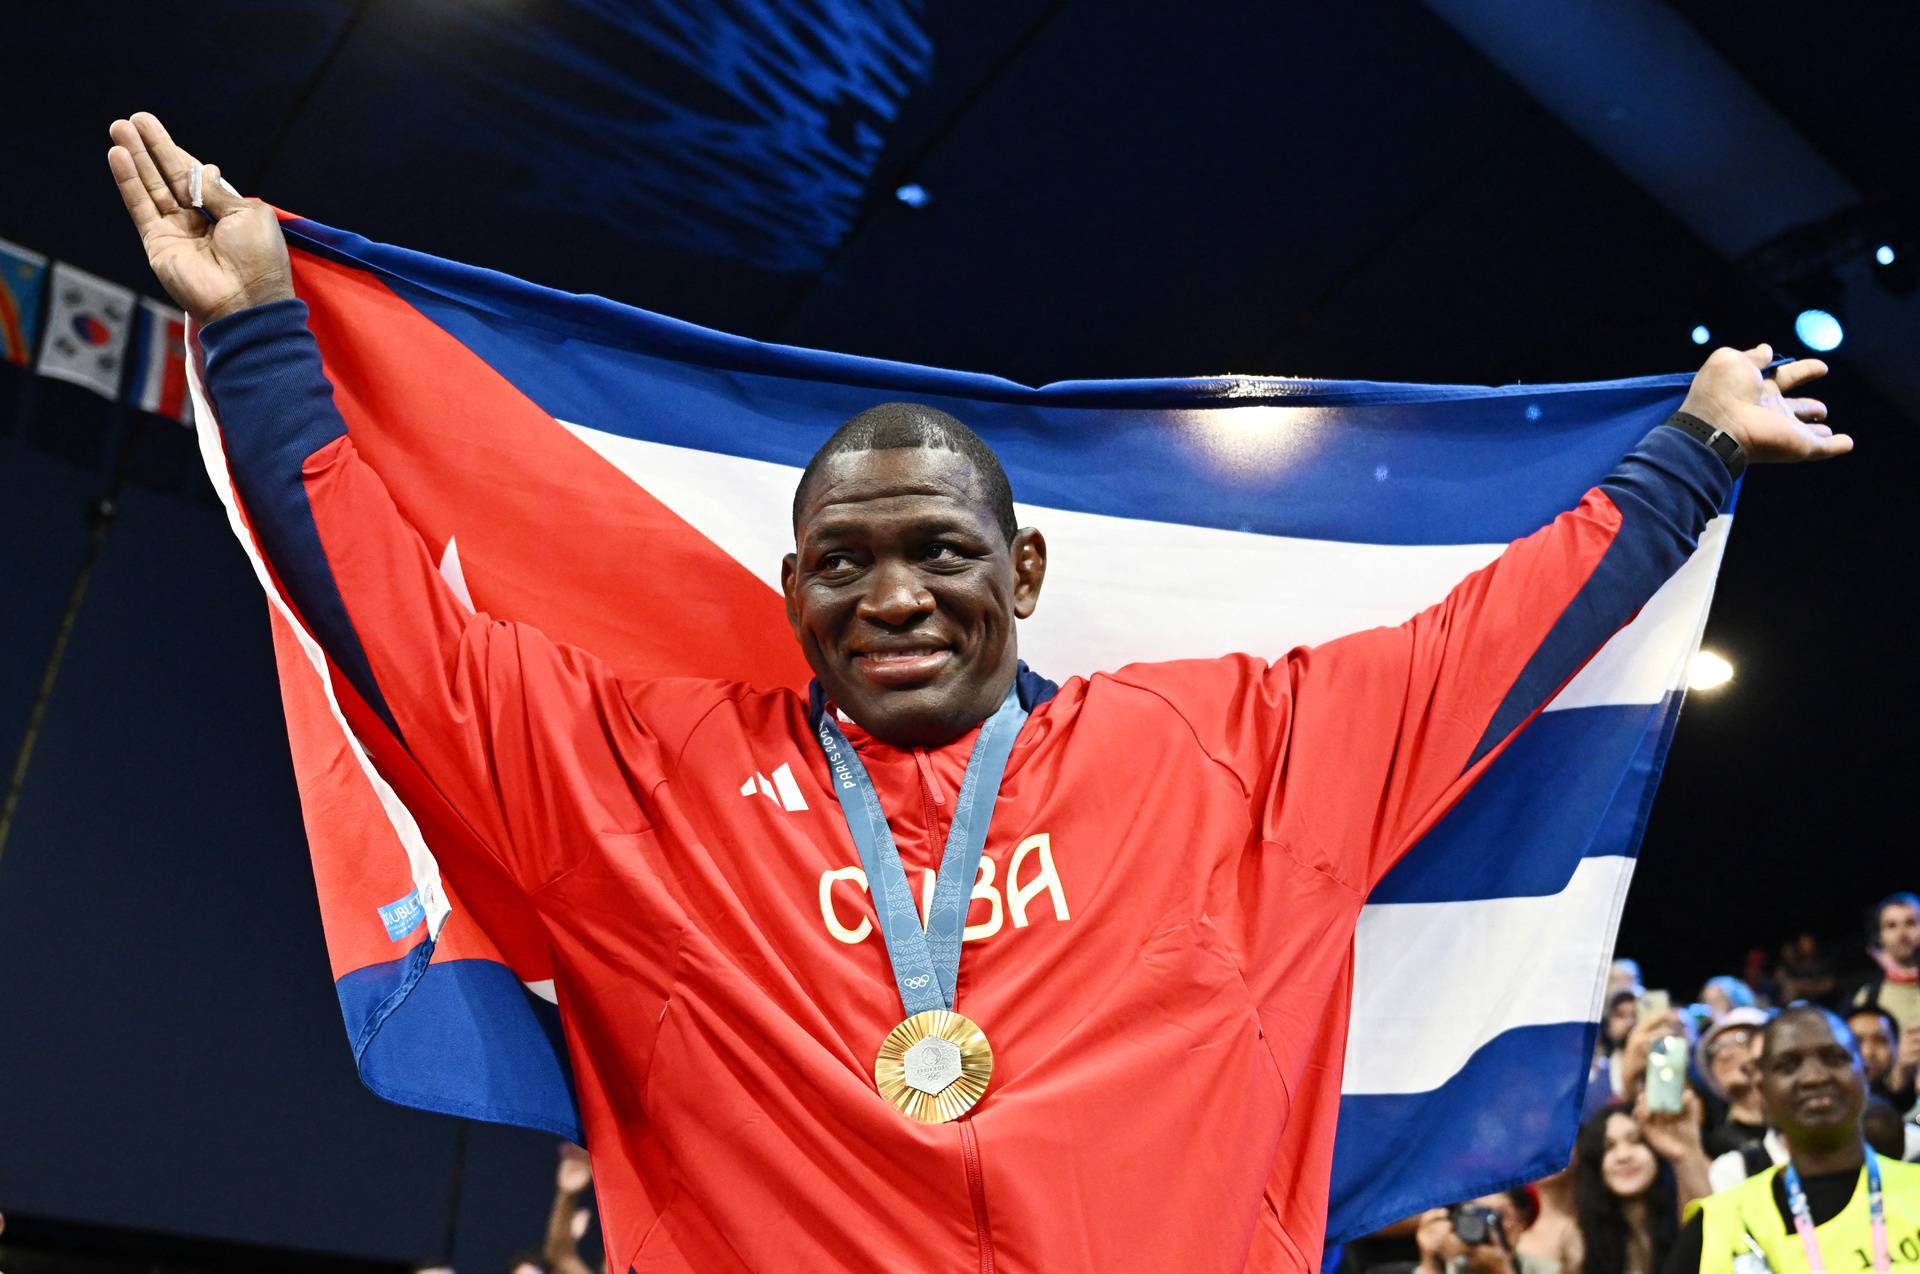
1463,420,1735,768
200,297,401,737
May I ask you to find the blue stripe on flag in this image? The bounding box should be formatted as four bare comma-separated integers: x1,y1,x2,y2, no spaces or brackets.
1467,429,1728,769
280,218,1696,547
337,953,582,1142
1328,1021,1596,1242
1373,696,1680,904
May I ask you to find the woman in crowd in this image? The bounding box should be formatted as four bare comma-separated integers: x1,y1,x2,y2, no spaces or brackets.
1562,1106,1684,1274
1583,991,1643,1117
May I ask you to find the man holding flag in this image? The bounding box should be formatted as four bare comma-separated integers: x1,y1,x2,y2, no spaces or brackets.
106,110,1849,1274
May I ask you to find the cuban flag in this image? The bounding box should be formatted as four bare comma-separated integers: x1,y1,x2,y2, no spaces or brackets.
189,214,1726,1242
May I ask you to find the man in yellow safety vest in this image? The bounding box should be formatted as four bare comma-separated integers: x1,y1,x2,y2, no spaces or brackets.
1672,1006,1920,1274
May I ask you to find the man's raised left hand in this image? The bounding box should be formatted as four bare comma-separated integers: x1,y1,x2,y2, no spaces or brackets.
1679,343,1852,464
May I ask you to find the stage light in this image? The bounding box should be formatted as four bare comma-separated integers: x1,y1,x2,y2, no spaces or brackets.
1687,649,1734,692
1793,309,1843,352
1691,325,1711,345
894,183,930,209
1876,244,1897,267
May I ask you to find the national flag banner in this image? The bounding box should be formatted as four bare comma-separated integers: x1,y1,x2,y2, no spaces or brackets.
0,235,50,366
188,214,1727,1241
133,297,193,424
38,261,134,400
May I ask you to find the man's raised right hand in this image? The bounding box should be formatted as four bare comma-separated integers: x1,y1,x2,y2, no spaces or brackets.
107,112,295,325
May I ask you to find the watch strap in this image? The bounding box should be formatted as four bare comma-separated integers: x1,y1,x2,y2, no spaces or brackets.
1665,411,1746,480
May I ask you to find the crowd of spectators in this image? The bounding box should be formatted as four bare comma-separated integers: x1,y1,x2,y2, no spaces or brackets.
1338,890,1920,1274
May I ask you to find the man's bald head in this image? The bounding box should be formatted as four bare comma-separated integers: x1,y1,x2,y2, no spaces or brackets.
793,402,1016,543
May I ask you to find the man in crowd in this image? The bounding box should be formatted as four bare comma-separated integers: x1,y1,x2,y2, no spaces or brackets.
1667,1007,1920,1274
1855,894,1920,1033
1776,933,1840,1006
1701,1009,1790,1193
1846,1003,1915,1111
105,108,1851,1273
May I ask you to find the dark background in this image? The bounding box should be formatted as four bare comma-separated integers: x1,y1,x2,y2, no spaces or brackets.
3,1,1913,1268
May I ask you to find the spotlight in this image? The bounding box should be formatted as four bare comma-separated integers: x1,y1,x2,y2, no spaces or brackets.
1793,309,1843,352
1687,649,1734,692
894,183,931,209
1690,325,1711,346
1876,244,1897,267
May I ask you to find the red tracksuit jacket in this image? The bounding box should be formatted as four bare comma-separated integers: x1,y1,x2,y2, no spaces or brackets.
201,300,1730,1273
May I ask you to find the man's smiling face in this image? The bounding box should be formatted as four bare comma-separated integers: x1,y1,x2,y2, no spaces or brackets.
782,446,1045,748
1759,1010,1866,1149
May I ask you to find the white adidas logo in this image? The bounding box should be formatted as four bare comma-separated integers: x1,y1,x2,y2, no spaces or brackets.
740,762,808,812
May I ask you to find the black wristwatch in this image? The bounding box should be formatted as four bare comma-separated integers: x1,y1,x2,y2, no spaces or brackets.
1665,411,1746,480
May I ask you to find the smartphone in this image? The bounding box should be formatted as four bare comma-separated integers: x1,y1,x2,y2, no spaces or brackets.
1637,989,1671,1024
1646,1034,1689,1114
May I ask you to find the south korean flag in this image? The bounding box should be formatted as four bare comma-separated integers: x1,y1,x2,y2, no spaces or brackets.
38,261,135,401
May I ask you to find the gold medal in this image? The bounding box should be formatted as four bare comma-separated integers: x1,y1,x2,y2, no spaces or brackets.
873,1009,994,1123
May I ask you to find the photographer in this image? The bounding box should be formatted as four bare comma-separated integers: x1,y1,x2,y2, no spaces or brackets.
1414,1193,1546,1274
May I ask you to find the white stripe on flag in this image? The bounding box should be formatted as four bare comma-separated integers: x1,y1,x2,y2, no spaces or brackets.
1342,854,1634,1095
186,347,454,939
561,425,1724,707
438,536,477,612
1551,516,1729,710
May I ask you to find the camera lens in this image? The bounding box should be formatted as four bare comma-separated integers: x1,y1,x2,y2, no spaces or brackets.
1451,1208,1491,1246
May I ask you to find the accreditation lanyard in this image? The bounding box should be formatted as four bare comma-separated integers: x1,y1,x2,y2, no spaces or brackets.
809,683,1026,1016
1781,1148,1887,1274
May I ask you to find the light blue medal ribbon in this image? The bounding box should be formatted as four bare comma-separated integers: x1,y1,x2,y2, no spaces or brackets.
1782,1147,1887,1274
809,682,1026,1017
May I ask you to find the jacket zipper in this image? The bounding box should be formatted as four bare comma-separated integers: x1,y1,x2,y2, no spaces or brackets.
960,1120,996,1274
913,748,948,851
